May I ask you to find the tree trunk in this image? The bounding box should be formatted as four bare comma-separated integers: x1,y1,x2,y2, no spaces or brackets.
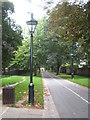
38,67,40,74
34,66,37,76
56,64,61,75
51,66,54,72
3,68,6,75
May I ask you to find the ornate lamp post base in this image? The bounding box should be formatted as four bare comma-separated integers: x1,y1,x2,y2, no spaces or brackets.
72,73,74,80
28,83,34,105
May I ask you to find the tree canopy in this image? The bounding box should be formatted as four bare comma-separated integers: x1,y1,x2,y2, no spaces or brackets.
2,1,23,71
9,1,89,75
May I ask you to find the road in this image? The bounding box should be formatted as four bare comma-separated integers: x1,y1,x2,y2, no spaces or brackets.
42,71,89,118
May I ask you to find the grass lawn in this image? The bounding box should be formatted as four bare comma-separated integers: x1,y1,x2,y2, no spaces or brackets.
15,74,44,108
48,71,89,88
59,73,89,88
0,76,23,87
1,75,10,78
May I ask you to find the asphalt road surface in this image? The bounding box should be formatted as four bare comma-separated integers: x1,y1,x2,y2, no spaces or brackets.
42,71,89,118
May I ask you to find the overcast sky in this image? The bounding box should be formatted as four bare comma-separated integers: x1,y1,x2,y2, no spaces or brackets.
8,0,47,29
8,0,88,29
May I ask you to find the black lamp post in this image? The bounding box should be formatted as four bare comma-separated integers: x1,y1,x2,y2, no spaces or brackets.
71,41,74,80
71,53,74,80
26,13,38,105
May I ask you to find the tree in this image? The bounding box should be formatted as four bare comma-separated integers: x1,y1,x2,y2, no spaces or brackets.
2,1,23,72
10,17,74,75
48,2,89,68
10,1,89,76
10,38,30,70
10,18,49,75
34,18,69,75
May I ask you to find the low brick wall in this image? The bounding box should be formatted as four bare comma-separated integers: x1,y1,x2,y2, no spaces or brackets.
61,67,89,77
61,67,66,73
66,68,71,74
76,68,89,77
3,69,30,76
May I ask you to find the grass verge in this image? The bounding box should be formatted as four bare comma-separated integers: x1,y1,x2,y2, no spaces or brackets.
15,74,44,108
0,76,23,87
59,73,89,88
48,71,89,88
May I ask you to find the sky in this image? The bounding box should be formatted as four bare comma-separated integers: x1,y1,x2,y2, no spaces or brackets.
8,0,88,32
7,0,60,39
8,0,88,28
9,0,46,29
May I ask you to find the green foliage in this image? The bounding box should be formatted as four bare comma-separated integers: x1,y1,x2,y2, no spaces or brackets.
33,18,49,67
48,2,89,53
10,18,48,70
10,1,89,73
10,39,30,69
2,1,23,70
47,1,89,69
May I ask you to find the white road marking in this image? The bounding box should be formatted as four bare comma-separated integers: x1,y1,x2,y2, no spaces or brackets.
1,107,9,116
57,82,90,105
47,72,90,105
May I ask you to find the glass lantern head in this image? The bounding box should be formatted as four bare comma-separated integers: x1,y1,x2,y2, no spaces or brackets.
26,13,38,33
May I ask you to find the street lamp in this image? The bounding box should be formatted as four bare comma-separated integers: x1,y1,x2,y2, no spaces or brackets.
26,13,38,105
66,31,74,80
71,40,74,80
71,53,74,80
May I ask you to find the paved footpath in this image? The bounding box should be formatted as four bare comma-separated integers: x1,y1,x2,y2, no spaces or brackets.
0,72,59,119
